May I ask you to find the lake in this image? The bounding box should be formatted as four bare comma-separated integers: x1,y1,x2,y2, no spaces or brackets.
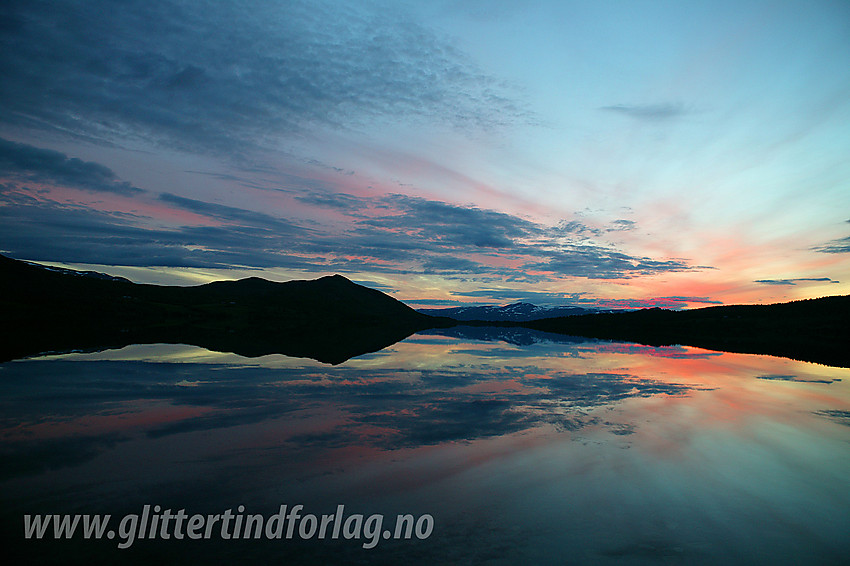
2,328,849,565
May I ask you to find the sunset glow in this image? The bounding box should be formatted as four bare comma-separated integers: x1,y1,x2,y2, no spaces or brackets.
1,0,848,308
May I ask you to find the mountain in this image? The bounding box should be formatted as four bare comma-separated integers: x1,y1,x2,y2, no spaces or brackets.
2,254,848,367
418,302,596,321
0,254,451,364
19,260,132,283
527,298,850,368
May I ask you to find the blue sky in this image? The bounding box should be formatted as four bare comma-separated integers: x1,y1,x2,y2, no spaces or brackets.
1,0,848,308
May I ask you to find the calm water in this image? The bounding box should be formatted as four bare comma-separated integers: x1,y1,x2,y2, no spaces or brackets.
2,328,849,565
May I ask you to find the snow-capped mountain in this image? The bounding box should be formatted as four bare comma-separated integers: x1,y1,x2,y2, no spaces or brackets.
22,261,132,283
417,302,597,322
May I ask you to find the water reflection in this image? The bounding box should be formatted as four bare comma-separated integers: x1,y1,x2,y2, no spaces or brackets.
2,330,849,564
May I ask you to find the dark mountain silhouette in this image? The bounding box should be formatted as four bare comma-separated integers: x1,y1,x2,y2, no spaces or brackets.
0,254,451,364
525,298,850,368
17,260,132,283
418,302,598,321
2,254,848,367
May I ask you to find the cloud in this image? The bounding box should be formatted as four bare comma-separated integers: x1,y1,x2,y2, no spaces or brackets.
754,277,839,286
158,193,305,234
335,194,696,280
591,296,724,309
547,219,602,238
812,237,850,254
422,256,487,273
0,192,314,268
1,163,697,280
405,298,472,307
0,0,530,154
521,371,694,407
360,194,540,250
755,374,838,384
294,192,369,211
656,296,723,304
437,291,722,310
0,138,143,195
607,219,636,232
2,348,704,470
600,103,689,121
351,280,397,293
525,246,691,279
450,288,586,306
581,296,724,309
300,191,541,256
812,409,850,427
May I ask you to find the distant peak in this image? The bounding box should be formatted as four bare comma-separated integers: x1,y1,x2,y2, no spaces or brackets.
320,274,352,283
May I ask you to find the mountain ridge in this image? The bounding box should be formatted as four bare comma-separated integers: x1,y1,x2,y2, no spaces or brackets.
525,296,850,367
418,301,600,321
0,254,451,364
2,254,848,367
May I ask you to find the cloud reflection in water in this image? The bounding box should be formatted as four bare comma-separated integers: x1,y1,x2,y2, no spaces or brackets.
1,331,849,565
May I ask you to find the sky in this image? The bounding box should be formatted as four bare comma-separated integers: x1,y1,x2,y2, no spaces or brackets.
1,0,849,309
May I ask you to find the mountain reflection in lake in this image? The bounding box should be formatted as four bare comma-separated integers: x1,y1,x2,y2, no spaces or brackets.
2,328,849,565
